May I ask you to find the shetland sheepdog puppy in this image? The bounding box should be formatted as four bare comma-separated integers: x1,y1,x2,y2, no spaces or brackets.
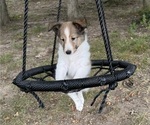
49,18,91,111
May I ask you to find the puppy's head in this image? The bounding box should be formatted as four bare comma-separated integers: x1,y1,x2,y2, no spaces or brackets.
49,18,87,55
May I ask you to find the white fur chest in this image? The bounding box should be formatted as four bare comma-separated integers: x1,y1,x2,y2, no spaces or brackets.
56,41,91,80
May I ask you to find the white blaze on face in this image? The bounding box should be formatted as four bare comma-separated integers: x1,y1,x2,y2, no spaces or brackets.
64,26,73,54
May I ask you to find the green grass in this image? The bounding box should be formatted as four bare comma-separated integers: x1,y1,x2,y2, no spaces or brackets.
1,94,29,125
8,61,20,71
0,53,13,64
11,14,22,22
129,22,138,33
31,25,46,34
129,9,150,31
0,92,73,125
13,32,23,41
117,37,149,54
90,38,106,59
13,42,23,50
110,31,149,54
91,31,149,64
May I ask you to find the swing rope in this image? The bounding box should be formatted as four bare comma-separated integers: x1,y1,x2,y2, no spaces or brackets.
22,0,44,108
51,0,62,65
93,0,118,113
22,0,28,80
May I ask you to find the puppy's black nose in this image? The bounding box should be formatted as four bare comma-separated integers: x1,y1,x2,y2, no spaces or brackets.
66,50,71,55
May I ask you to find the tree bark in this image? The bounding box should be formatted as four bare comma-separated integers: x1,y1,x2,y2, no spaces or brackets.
66,0,82,20
0,0,10,28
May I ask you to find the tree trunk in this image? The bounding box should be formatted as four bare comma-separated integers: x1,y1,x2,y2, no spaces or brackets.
66,0,82,20
0,0,10,28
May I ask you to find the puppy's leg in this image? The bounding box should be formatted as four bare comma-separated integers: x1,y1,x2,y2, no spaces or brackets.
73,65,91,110
55,63,67,80
64,75,83,111
67,92,84,111
77,91,84,104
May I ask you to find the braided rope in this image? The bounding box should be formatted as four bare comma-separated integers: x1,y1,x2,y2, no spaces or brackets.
95,0,113,71
51,0,62,65
30,91,45,108
98,88,110,113
91,88,107,106
94,0,118,112
90,87,110,113
21,87,45,108
95,0,118,89
22,0,44,108
22,0,28,80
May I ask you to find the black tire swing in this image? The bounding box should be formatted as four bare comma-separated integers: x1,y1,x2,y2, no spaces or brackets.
13,0,136,113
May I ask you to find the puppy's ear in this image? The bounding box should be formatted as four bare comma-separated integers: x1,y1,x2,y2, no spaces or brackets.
72,18,87,33
48,23,61,33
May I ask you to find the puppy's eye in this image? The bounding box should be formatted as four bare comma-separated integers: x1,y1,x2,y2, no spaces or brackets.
61,39,65,42
71,37,76,41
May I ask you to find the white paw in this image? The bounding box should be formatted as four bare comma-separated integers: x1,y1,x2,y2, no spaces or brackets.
67,92,84,111
80,98,84,104
77,92,84,104
75,102,84,111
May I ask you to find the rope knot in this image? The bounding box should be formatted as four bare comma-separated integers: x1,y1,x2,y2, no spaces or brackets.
62,81,69,92
109,82,118,90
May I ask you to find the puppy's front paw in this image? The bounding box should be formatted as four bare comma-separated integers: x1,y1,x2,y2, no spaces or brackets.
75,102,84,111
